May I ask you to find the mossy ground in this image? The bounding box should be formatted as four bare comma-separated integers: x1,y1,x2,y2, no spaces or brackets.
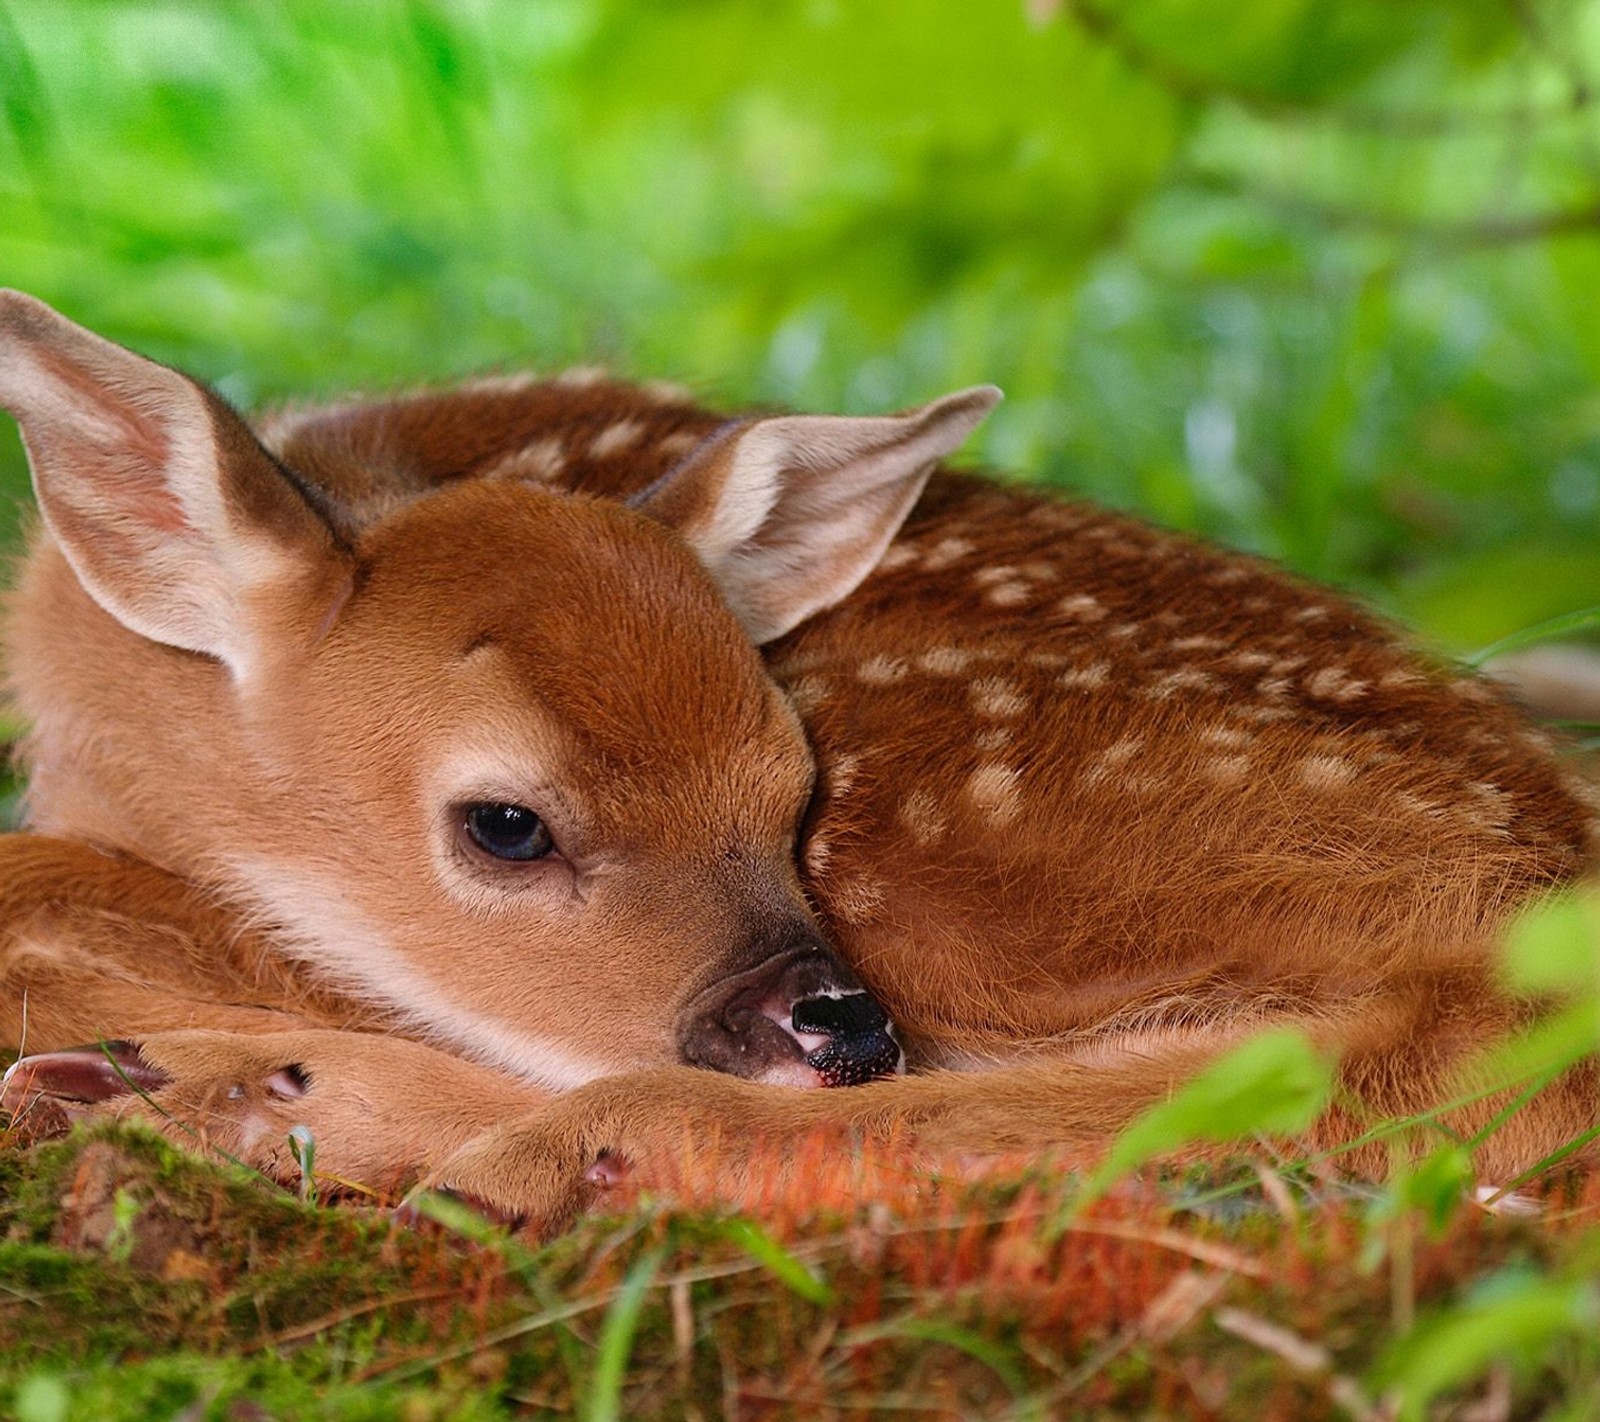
3,1122,1597,1420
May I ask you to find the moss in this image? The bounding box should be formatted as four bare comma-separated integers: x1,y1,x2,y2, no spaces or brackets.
9,1354,510,1422
2,1122,1598,1420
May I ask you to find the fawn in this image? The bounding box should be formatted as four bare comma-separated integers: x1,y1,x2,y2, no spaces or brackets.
0,289,1595,1231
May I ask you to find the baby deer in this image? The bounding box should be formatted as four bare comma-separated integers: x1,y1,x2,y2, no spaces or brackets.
0,290,1594,1230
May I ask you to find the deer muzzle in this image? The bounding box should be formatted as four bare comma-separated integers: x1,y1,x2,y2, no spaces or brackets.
677,942,903,1088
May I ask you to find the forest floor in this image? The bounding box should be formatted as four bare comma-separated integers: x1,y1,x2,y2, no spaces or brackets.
3,1117,1598,1421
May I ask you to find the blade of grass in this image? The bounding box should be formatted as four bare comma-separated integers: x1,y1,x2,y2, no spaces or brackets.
715,1217,835,1306
1465,1067,1563,1150
1478,1122,1600,1205
581,1245,666,1422
838,1315,1029,1399
1467,605,1600,667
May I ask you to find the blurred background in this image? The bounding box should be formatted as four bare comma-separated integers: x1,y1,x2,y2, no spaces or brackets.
2,0,1599,652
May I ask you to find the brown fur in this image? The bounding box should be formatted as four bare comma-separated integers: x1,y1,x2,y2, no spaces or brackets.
1,292,1595,1232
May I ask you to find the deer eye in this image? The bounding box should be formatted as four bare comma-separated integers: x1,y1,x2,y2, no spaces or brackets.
462,803,555,862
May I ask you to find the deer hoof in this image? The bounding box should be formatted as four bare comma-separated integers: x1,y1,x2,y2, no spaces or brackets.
1,1040,170,1117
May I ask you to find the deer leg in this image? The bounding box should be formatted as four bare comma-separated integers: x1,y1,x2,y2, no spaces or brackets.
0,832,374,1050
0,835,553,1191
418,996,1598,1236
4,1027,553,1196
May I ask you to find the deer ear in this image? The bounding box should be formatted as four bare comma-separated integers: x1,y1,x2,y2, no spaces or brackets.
0,291,351,681
636,385,1001,644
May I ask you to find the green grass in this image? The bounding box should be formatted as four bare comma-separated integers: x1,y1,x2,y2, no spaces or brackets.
5,1121,1600,1421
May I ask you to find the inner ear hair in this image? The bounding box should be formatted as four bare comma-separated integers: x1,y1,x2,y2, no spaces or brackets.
0,290,353,677
637,385,1002,644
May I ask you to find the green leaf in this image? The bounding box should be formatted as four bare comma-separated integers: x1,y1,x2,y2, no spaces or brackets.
1077,1029,1334,1206
1374,1272,1600,1420
12,1374,69,1422
1484,1004,1600,1093
1499,890,1600,998
1393,1144,1475,1235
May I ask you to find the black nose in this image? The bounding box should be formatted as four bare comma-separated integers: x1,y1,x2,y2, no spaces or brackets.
677,943,899,1086
790,993,901,1086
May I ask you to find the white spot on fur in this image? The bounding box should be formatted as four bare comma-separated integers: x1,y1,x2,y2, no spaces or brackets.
899,789,948,844
1232,704,1296,723
827,754,861,797
554,364,608,387
1106,622,1140,640
457,371,541,396
1143,668,1219,700
830,876,887,925
805,836,832,876
1228,650,1275,670
1200,725,1251,748
786,676,831,715
1057,593,1106,622
1203,754,1250,784
1057,663,1110,691
972,565,1019,588
1306,667,1368,702
588,419,645,459
858,655,907,685
918,646,976,676
1396,792,1445,819
923,536,976,571
1082,737,1143,788
657,429,702,457
1170,635,1229,653
482,435,565,483
1464,781,1513,832
1028,503,1084,530
971,677,1027,719
877,544,919,571
642,378,694,405
967,763,1021,825
1296,755,1355,790
1379,669,1424,690
1101,737,1143,766
986,581,1031,607
974,726,1012,753
1293,605,1330,622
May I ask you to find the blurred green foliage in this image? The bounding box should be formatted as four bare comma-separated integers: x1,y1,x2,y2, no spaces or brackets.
2,0,1600,644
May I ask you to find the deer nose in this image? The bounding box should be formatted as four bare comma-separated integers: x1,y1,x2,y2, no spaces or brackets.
788,989,903,1086
677,942,903,1088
